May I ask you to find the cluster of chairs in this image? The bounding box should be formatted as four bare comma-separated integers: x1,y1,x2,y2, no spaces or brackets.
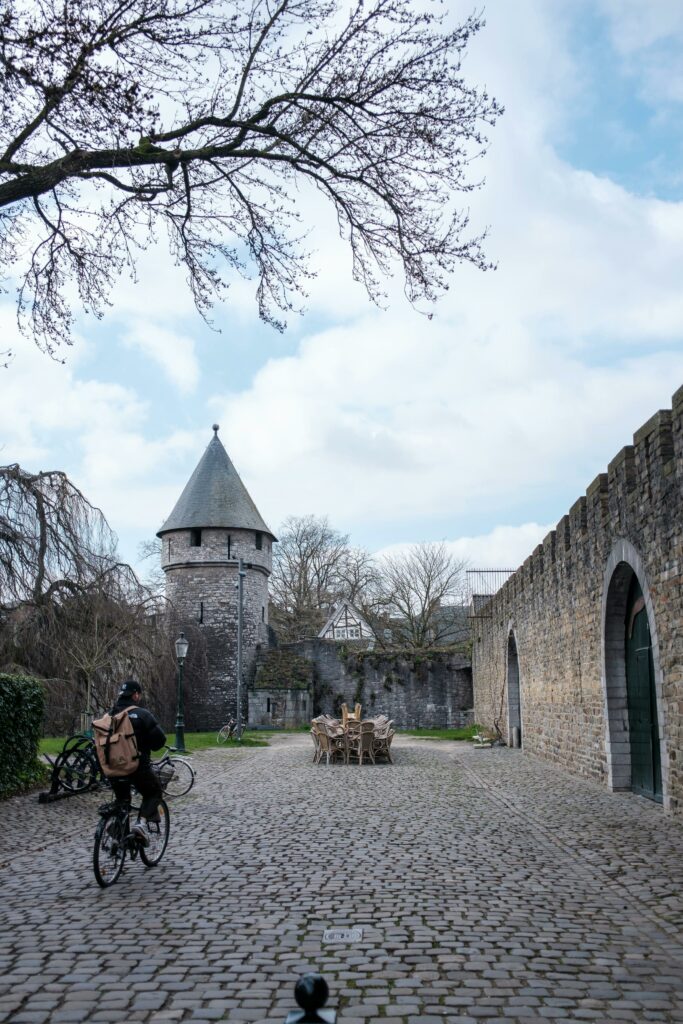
310,713,395,766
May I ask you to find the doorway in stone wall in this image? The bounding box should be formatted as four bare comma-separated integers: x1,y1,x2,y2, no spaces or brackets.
507,632,522,747
603,553,664,804
625,576,662,802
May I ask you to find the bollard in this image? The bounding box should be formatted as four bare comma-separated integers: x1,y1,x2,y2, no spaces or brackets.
285,974,336,1024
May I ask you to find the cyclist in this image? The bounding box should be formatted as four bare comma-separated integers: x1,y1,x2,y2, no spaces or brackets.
109,680,167,846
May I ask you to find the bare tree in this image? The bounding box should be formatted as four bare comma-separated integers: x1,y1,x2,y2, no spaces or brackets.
269,514,384,641
270,514,350,640
375,541,469,649
0,0,502,355
137,538,166,597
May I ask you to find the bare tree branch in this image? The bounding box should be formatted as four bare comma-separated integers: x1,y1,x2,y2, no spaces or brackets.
0,0,502,355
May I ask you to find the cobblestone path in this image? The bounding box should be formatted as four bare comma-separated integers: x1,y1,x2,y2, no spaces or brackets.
1,735,682,1024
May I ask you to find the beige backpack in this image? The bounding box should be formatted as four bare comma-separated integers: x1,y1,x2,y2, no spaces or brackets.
92,706,141,777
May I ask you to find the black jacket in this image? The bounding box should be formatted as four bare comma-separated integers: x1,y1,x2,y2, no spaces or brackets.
112,698,166,768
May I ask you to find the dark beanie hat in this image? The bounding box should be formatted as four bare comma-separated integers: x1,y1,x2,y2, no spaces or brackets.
119,679,142,698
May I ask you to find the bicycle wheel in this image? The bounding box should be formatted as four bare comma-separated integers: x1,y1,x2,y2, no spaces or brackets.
140,800,170,867
164,757,195,797
217,725,230,743
58,742,99,793
93,813,126,887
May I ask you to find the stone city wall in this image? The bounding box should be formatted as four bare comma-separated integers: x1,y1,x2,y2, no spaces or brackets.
288,639,473,729
472,385,683,817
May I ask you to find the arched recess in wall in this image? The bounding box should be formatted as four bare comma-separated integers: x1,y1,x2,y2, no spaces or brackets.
506,628,522,748
601,539,668,808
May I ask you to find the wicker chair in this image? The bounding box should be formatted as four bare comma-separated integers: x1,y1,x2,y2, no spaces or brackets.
373,724,395,764
316,721,347,765
310,726,322,764
347,720,376,765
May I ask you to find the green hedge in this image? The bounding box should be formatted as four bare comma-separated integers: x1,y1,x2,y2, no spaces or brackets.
0,674,46,799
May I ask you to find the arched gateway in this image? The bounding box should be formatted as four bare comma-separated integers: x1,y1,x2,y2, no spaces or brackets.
506,630,522,748
602,540,666,804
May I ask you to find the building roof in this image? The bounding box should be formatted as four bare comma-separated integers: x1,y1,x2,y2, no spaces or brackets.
318,601,375,641
157,426,276,539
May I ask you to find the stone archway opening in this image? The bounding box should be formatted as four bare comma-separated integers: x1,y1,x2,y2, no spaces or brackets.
604,559,663,802
506,632,522,748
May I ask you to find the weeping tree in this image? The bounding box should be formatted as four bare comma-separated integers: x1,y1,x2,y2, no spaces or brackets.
0,0,502,357
0,463,174,727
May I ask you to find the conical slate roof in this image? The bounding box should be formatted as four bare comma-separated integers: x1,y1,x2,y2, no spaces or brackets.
157,427,276,539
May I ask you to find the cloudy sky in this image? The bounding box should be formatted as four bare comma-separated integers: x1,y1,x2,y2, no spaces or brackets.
2,0,683,579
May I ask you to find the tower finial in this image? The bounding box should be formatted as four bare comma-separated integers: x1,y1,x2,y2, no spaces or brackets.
212,423,219,435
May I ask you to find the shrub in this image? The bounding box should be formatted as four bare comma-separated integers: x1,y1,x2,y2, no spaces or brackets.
0,674,46,799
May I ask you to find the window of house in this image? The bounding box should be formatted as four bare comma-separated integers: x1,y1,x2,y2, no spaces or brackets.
255,531,263,550
190,528,202,547
348,626,360,639
334,627,347,639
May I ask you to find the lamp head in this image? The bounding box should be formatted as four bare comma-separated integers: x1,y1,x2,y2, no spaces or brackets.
175,632,189,661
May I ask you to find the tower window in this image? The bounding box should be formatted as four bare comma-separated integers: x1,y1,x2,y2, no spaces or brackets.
227,535,232,558
167,540,171,561
190,529,202,547
262,606,265,622
199,601,204,624
255,531,262,550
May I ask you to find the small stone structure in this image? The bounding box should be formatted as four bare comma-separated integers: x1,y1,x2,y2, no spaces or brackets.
158,427,276,729
472,386,683,818
248,649,314,728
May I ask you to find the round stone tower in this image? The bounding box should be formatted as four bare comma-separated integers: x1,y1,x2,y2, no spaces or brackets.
157,426,276,728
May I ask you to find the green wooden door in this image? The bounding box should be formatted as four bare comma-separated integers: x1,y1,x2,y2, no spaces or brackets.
625,579,662,802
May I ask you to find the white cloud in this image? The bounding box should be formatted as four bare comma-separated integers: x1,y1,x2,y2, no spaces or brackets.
123,323,200,394
375,522,554,573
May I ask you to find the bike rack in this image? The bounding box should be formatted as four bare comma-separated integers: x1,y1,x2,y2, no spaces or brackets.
38,734,106,803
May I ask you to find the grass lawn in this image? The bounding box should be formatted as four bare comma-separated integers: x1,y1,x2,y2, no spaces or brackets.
175,731,268,751
401,725,481,741
39,725,481,756
39,729,268,757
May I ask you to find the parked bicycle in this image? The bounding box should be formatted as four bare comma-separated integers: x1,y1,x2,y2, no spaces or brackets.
151,746,195,797
93,797,170,887
52,734,103,793
217,719,236,743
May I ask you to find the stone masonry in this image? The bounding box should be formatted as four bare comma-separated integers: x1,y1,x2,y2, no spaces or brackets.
291,639,473,729
162,527,271,729
472,385,683,818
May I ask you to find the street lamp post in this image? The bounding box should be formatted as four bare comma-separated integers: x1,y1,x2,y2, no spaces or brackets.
174,632,189,752
235,559,246,741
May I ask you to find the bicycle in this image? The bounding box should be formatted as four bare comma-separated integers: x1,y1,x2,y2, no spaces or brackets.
217,719,236,743
93,797,170,887
152,746,195,797
50,734,105,794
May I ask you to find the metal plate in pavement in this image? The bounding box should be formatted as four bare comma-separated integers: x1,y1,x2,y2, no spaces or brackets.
322,927,363,943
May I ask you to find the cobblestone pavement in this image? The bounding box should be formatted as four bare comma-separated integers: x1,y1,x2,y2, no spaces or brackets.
1,735,683,1024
